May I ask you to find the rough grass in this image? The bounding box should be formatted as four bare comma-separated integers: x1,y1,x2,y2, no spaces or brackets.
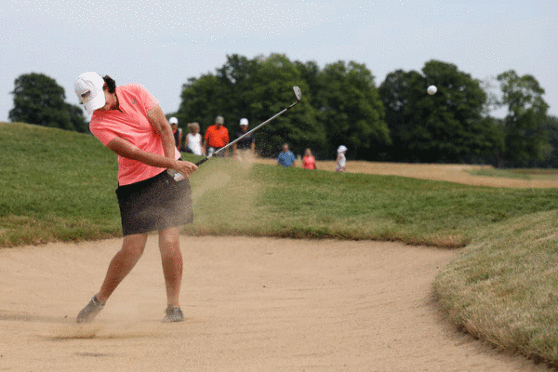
435,210,558,366
470,167,558,181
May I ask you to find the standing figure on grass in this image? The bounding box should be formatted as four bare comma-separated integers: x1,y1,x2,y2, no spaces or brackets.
169,116,182,151
73,72,198,323
303,148,317,170
277,143,296,167
185,122,204,156
232,118,255,159
203,115,229,157
336,145,347,172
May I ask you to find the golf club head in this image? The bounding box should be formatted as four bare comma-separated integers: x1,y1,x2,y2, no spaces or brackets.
293,86,302,102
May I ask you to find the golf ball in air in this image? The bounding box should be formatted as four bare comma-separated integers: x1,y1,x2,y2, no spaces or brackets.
427,85,437,95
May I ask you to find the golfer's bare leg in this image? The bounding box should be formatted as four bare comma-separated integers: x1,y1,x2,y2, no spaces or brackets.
96,233,148,303
158,227,183,307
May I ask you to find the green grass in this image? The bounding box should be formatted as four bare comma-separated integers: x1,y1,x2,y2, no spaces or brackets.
184,163,558,249
0,122,121,246
3,122,558,366
470,167,558,180
3,122,558,249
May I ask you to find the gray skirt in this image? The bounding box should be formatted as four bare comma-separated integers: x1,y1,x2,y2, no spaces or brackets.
116,170,193,236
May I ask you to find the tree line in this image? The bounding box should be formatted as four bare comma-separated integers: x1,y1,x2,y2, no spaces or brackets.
9,73,89,133
8,55,554,167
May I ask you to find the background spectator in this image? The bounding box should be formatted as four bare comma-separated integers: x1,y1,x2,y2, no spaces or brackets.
169,117,182,150
233,118,255,158
303,148,317,169
203,116,229,157
277,143,296,167
336,145,347,172
185,122,204,156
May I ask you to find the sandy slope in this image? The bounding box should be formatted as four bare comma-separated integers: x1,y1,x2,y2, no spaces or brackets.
0,236,549,371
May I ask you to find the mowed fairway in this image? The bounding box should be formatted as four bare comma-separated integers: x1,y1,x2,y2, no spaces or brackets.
0,160,554,371
255,158,558,188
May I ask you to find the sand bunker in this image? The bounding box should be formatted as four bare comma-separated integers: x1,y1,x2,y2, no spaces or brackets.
0,236,548,371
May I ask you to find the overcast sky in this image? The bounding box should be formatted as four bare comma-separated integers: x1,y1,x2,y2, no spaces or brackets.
1,0,557,123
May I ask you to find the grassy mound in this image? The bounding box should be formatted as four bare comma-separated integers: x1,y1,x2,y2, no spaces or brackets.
435,210,558,365
0,122,120,246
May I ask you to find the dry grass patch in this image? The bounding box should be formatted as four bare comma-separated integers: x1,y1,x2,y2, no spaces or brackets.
435,210,558,365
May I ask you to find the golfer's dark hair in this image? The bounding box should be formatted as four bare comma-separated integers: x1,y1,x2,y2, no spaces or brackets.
103,75,116,93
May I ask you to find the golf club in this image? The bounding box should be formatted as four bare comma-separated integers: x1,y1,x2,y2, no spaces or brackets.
172,86,302,181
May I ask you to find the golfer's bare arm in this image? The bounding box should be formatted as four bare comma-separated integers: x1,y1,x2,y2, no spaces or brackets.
105,106,197,177
147,105,176,160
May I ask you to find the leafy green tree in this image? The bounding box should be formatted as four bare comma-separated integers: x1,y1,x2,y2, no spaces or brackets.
537,116,558,168
177,54,325,157
246,54,324,157
497,70,549,165
314,61,389,160
293,61,320,106
378,69,422,161
379,60,499,163
9,73,87,132
177,74,224,129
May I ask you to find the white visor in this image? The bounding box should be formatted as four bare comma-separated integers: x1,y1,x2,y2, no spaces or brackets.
74,72,106,115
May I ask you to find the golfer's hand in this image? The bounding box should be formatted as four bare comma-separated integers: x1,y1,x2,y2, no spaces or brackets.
174,160,198,178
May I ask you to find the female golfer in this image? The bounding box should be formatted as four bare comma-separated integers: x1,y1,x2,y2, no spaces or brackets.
74,72,198,323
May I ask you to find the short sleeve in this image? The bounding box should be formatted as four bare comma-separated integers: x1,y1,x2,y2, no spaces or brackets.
129,83,159,113
89,115,117,146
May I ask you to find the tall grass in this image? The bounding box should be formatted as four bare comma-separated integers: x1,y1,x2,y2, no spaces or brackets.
435,210,558,365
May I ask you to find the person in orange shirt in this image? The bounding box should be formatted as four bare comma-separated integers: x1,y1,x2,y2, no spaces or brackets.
73,72,198,324
203,115,229,157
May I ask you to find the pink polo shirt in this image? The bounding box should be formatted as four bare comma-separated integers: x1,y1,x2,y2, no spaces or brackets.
89,83,180,185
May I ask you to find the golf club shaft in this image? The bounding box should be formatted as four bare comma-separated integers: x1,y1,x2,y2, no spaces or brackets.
170,86,301,181
195,100,299,167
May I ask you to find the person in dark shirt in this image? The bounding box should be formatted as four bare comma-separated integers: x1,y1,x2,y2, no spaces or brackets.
232,118,255,158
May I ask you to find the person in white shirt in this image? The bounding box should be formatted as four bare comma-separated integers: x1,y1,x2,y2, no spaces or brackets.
185,122,204,156
336,145,347,172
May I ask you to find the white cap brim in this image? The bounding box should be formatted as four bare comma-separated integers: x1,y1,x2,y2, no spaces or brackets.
83,92,106,115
